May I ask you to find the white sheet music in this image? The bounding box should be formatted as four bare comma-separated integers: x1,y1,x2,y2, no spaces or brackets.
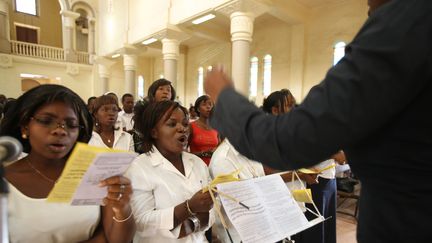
71,152,136,205
217,174,310,243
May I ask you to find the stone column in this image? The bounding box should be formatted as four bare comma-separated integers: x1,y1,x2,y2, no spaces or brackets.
98,64,110,94
60,10,80,62
0,0,10,53
162,38,179,88
230,12,254,97
87,17,96,55
123,54,137,95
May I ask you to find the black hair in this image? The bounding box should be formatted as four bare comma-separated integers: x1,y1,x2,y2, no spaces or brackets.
2,98,16,117
134,100,188,153
121,93,134,102
92,95,120,131
147,79,176,101
280,89,296,106
193,95,211,117
0,84,93,153
87,96,96,104
262,91,286,114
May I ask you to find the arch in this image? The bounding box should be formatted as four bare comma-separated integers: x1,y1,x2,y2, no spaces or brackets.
57,0,70,11
71,1,96,18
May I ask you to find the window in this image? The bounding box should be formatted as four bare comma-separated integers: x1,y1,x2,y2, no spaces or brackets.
333,41,346,65
138,75,145,99
16,25,38,44
15,0,37,15
249,57,258,98
197,67,204,97
263,54,272,96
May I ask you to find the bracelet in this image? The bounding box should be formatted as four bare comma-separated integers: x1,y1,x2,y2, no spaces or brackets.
112,210,133,223
189,216,201,233
185,200,196,216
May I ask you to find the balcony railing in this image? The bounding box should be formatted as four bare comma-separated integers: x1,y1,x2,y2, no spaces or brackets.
10,40,90,65
76,51,90,65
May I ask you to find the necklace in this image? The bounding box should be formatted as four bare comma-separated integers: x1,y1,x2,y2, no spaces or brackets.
99,132,114,144
26,158,57,184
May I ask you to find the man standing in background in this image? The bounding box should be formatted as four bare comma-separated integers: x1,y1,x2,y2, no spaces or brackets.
119,93,134,132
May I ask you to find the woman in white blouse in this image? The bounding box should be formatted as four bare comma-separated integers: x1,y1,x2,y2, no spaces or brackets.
0,85,135,242
88,95,134,152
125,100,214,243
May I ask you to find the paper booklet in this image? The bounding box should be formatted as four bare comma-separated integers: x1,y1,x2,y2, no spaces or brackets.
216,174,324,243
47,142,137,205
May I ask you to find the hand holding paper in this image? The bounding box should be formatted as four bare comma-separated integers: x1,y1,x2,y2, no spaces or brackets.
99,175,133,217
47,143,137,205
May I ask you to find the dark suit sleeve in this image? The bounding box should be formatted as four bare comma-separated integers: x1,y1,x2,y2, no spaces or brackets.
211,0,432,171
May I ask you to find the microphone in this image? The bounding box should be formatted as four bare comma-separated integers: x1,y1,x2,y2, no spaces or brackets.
0,136,23,162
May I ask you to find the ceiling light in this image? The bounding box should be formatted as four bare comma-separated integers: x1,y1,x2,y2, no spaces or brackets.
111,53,120,58
192,14,215,25
20,73,45,78
142,38,158,45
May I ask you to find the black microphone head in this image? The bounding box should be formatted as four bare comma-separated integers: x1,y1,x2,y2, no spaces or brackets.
0,136,23,162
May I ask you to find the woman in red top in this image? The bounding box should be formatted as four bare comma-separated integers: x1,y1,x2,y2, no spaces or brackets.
189,95,220,166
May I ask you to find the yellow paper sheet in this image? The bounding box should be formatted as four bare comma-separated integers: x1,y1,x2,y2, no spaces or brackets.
46,142,130,203
292,189,313,203
298,163,336,174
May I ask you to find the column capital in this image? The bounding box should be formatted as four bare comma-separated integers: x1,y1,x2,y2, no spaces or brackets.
215,0,268,18
98,64,111,78
230,12,254,42
95,56,115,78
88,17,96,24
162,38,180,60
60,10,80,28
123,54,137,71
60,10,80,19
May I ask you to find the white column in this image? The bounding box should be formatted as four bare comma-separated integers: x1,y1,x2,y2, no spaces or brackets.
162,38,179,88
123,54,137,96
230,12,254,97
98,64,111,94
87,17,96,55
60,10,80,61
0,0,10,53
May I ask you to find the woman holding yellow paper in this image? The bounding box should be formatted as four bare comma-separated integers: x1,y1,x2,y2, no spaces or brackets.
0,85,135,243
125,100,214,242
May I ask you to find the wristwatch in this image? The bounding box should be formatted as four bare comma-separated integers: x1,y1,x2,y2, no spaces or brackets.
189,216,201,233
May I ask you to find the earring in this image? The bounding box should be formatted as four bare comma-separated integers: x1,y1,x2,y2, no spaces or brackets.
22,133,28,139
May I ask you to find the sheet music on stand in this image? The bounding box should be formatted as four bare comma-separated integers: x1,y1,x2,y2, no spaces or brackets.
216,174,324,243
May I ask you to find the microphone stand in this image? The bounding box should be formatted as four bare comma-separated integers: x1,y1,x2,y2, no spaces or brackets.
0,164,8,243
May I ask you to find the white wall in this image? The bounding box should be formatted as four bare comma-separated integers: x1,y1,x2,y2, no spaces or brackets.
251,15,293,104
0,55,93,100
302,0,367,98
184,42,231,107
128,0,170,44
98,0,128,56
170,0,228,24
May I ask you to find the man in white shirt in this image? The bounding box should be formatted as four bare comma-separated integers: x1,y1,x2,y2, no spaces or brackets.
119,93,134,132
